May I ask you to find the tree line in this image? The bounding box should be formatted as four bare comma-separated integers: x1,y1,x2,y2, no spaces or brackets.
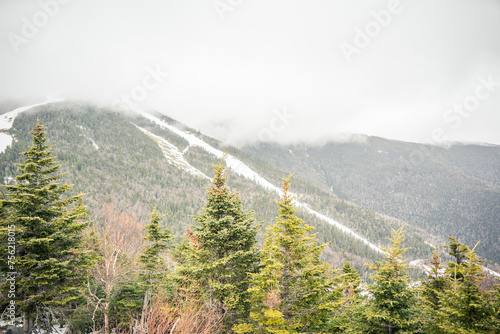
0,121,499,333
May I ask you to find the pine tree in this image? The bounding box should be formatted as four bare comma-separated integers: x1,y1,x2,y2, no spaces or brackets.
362,225,423,333
234,176,340,334
176,158,260,325
1,120,94,333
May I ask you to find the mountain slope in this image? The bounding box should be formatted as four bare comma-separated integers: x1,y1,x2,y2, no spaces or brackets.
243,138,500,265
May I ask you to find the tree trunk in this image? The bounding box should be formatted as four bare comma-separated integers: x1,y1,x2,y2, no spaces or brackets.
23,312,33,334
104,302,110,334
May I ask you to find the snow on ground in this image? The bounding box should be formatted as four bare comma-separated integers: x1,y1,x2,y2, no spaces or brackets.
135,125,210,180
483,267,500,278
424,241,436,248
295,202,384,254
0,98,62,131
140,111,385,254
0,98,62,154
0,132,13,154
409,258,500,278
86,135,99,151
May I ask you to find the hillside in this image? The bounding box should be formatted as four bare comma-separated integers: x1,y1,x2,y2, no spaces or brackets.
0,100,453,278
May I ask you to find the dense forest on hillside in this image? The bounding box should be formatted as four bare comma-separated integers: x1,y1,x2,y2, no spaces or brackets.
0,120,499,333
244,138,500,266
0,102,447,276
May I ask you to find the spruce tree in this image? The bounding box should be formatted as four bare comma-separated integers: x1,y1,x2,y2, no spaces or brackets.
444,236,469,281
435,241,493,333
423,249,447,310
137,209,173,330
329,262,366,334
421,249,447,333
1,120,93,333
493,284,500,333
363,225,423,333
339,261,361,295
138,208,172,292
234,176,340,334
176,158,260,325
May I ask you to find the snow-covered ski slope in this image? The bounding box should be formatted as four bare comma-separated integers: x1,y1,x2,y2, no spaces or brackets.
135,125,210,180
140,111,385,255
0,98,62,153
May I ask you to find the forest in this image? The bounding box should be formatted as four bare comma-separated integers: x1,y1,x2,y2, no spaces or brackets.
1,121,499,334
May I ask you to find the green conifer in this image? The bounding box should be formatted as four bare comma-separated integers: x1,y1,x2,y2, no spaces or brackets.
138,208,172,292
421,249,447,333
436,241,493,333
1,120,93,332
329,261,366,333
363,225,423,333
176,157,260,325
235,176,340,334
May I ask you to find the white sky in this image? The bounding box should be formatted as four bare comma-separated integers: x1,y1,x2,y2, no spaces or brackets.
1,0,499,146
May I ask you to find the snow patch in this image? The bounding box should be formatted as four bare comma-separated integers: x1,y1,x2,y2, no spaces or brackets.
135,125,210,180
0,98,62,131
0,98,62,154
86,136,99,151
3,175,14,185
424,241,435,248
483,267,500,278
0,132,13,153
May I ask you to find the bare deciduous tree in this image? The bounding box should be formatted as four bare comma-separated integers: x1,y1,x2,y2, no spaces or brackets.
87,202,144,334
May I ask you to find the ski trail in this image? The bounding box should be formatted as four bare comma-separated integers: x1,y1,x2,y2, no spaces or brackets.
140,111,384,254
135,125,210,180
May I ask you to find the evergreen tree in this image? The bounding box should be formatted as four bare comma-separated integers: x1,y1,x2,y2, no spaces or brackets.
421,249,447,333
493,284,500,333
329,262,366,333
339,261,361,296
176,158,260,325
444,236,469,281
234,176,340,334
138,208,173,292
1,120,94,333
362,225,423,333
423,249,447,310
137,209,173,330
435,241,493,333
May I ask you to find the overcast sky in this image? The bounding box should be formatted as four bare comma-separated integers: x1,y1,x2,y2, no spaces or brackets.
1,0,499,146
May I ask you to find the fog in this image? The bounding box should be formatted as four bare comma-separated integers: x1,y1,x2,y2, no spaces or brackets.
1,0,500,146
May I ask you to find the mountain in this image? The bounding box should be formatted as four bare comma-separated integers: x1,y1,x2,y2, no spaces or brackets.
243,137,500,266
0,100,498,277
